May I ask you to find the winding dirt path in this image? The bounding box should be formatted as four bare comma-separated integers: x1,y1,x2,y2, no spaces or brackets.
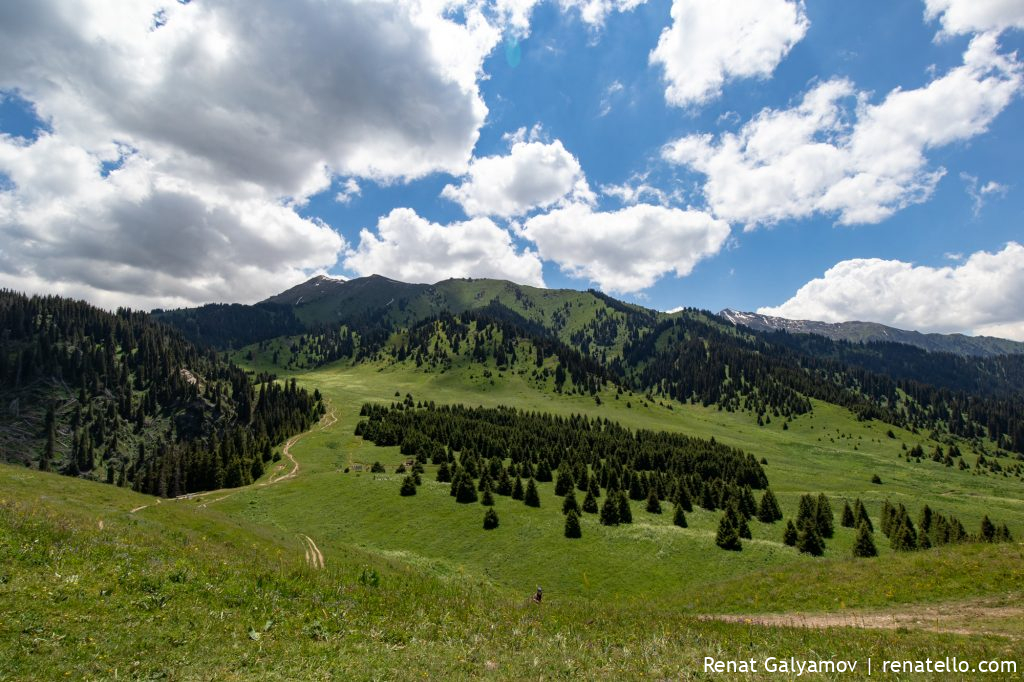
701,597,1024,639
130,404,337,511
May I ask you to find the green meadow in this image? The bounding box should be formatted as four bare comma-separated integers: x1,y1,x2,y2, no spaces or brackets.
3,353,1023,678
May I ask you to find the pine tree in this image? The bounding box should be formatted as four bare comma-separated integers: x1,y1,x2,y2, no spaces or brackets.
455,472,478,504
727,502,751,539
646,487,662,514
841,502,855,528
524,478,541,507
511,476,524,500
483,508,499,530
756,488,782,523
617,492,632,524
436,460,451,483
796,521,824,556
675,484,692,512
816,493,834,538
562,489,580,515
400,475,417,496
715,513,742,551
980,515,996,542
555,469,574,496
673,503,687,528
854,499,873,532
582,489,599,514
852,521,877,558
600,494,620,526
481,488,495,506
782,520,798,546
564,509,582,538
890,516,918,551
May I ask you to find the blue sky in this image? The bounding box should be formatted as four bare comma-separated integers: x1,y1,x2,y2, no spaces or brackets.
0,0,1022,337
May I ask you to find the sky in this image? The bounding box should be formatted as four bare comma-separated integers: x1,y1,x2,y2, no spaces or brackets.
1,0,1023,339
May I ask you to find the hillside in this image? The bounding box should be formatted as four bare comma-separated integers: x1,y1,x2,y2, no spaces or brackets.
720,309,1024,357
159,276,1024,460
4,284,1024,677
0,290,324,496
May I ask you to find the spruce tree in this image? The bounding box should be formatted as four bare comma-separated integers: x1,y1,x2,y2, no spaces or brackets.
815,493,834,538
511,476,524,500
980,515,996,542
617,492,633,524
524,478,541,507
555,469,574,496
646,487,662,514
841,502,855,528
600,494,620,526
796,521,824,556
782,520,798,546
481,488,495,506
483,508,499,530
582,489,599,514
728,502,751,539
852,521,877,558
399,475,417,496
715,513,741,551
455,472,478,504
854,499,873,532
436,460,451,483
890,516,918,551
673,503,687,528
564,509,582,538
562,490,580,515
675,484,692,512
756,488,782,523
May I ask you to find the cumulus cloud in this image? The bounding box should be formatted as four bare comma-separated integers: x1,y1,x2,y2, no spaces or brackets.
520,203,730,293
0,133,343,310
664,34,1022,226
335,179,362,206
924,0,1024,37
442,132,593,218
344,208,544,286
650,0,809,107
758,243,1024,340
0,0,505,307
559,0,647,29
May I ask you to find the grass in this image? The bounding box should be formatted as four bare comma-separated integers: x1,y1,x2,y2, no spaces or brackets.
3,351,1024,678
2,465,1022,680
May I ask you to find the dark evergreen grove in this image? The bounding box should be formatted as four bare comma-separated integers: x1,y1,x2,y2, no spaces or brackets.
880,500,1013,551
0,291,324,497
356,402,767,500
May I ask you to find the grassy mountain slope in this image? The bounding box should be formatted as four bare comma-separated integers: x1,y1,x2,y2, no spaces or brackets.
5,467,1018,681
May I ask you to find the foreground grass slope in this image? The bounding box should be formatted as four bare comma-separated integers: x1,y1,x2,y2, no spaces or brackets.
2,465,1021,680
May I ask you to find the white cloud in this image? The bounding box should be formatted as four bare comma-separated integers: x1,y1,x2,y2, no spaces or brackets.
924,0,1024,37
601,172,674,206
442,134,593,218
0,0,506,307
664,34,1022,226
962,172,1009,215
344,208,544,286
520,203,730,293
559,0,647,29
665,306,685,314
335,178,362,205
650,0,809,107
0,133,343,310
599,80,625,117
758,242,1024,340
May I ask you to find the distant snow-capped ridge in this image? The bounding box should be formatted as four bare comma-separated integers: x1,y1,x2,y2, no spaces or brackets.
718,309,1024,358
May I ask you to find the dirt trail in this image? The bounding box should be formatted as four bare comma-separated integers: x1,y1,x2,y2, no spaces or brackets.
302,534,325,569
132,404,338,512
702,597,1024,639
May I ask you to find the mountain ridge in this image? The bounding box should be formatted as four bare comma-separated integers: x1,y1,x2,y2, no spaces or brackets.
719,308,1024,357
